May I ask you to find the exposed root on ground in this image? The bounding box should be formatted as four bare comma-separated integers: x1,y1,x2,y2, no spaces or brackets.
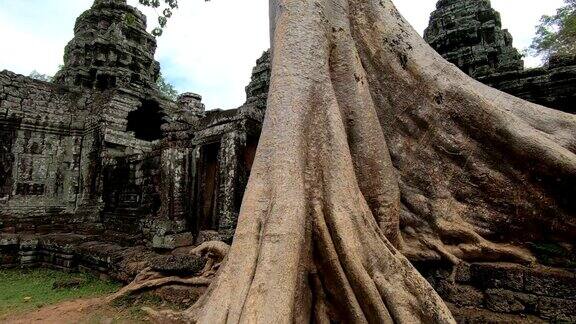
106,241,229,304
129,0,574,321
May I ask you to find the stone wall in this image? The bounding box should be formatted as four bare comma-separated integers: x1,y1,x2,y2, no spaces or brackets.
0,72,179,238
0,233,158,283
0,0,265,247
479,55,576,114
419,262,576,323
0,71,99,233
101,152,161,240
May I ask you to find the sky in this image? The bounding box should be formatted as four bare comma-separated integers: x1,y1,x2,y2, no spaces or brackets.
0,0,565,109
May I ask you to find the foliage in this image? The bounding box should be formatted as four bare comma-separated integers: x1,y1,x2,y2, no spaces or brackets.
0,268,120,319
138,0,213,36
157,73,179,100
28,70,53,82
529,0,576,61
138,0,180,36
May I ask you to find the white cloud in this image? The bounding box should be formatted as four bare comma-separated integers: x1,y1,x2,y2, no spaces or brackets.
0,0,567,109
129,0,270,109
0,0,91,75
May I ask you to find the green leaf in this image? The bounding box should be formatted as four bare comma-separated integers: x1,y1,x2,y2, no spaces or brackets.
529,0,576,61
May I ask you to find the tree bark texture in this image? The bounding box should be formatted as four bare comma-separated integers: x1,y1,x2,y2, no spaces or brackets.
154,0,576,322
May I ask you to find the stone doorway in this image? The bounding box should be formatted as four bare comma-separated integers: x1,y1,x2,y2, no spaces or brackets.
193,142,221,236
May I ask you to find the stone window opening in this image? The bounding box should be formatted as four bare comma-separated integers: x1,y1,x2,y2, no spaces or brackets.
130,73,140,83
126,99,166,141
95,74,117,90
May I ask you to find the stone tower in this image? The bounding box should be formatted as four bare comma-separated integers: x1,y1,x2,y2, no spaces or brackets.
245,50,271,110
54,0,160,92
424,0,524,77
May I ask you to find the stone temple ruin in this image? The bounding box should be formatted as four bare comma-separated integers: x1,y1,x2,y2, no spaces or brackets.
0,0,268,273
0,0,574,322
424,0,576,114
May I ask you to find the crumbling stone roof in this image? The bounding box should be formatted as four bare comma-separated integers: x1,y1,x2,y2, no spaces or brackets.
424,0,524,77
53,0,160,93
424,0,576,114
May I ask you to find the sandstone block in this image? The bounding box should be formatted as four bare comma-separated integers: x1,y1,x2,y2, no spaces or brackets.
152,232,193,250
537,296,576,322
524,267,576,299
150,255,207,275
437,281,484,307
470,263,524,291
485,289,537,314
455,262,472,283
196,230,221,245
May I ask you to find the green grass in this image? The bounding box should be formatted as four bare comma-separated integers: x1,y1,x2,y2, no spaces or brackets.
0,268,121,318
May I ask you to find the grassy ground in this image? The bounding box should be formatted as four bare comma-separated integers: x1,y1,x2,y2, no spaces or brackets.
0,268,121,319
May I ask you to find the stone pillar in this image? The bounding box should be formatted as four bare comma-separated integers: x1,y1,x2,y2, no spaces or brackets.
177,93,205,118
0,121,18,204
159,148,188,220
216,131,246,242
152,147,193,249
75,125,105,226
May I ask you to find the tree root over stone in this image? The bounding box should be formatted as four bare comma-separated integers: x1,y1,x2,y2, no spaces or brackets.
106,241,229,304
136,0,575,322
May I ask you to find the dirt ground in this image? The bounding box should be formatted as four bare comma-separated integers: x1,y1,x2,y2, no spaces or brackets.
1,297,152,324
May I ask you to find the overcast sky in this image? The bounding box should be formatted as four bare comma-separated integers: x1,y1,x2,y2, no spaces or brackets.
0,0,565,109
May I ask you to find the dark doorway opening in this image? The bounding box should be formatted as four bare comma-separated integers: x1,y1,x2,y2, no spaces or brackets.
194,143,221,233
126,99,166,141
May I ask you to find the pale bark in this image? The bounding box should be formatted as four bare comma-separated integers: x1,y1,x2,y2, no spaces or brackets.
147,0,576,322
354,1,575,263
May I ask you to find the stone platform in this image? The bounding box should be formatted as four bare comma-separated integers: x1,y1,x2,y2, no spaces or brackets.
3,232,573,323
0,233,160,283
419,261,576,323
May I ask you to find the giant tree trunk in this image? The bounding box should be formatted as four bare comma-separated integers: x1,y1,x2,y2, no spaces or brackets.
153,0,576,322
